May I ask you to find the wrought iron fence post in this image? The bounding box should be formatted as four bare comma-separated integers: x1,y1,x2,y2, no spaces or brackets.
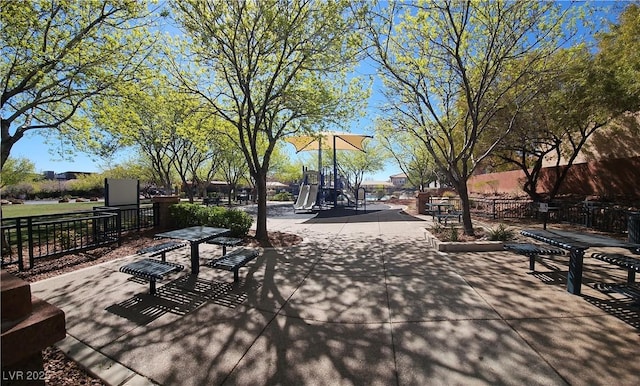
492,199,496,220
15,218,24,271
116,208,122,247
27,217,34,270
153,202,160,227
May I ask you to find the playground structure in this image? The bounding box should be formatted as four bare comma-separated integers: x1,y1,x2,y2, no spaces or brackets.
293,169,367,213
293,170,323,213
286,132,372,213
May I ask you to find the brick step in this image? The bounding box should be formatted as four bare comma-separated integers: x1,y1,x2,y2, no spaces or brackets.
1,270,32,320
1,296,66,366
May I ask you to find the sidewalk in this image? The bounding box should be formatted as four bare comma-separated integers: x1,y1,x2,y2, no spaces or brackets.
31,204,640,385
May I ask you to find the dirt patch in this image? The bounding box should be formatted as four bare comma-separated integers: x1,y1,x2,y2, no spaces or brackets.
43,346,106,386
5,229,302,283
244,230,303,248
427,225,489,242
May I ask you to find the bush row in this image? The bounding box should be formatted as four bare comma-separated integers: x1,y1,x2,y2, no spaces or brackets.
169,203,253,237
271,192,294,201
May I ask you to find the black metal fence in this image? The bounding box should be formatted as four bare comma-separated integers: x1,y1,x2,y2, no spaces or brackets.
1,204,158,270
431,197,634,234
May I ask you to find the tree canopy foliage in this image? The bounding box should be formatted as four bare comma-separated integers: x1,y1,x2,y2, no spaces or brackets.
171,0,367,241
362,0,578,235
489,4,640,202
1,0,157,170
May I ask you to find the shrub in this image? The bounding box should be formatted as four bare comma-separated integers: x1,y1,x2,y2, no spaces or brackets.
448,225,459,241
272,192,293,201
169,203,253,237
487,223,515,241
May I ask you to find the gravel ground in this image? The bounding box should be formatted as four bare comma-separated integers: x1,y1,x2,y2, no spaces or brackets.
5,228,302,385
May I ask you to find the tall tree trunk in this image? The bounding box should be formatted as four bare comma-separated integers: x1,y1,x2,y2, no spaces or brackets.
456,181,475,236
1,120,20,170
254,172,269,244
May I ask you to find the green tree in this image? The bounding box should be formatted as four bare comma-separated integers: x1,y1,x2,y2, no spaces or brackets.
492,6,640,202
0,157,37,188
1,0,157,170
269,146,304,185
596,3,640,104
377,122,438,191
329,141,386,198
169,112,224,203
216,134,250,206
171,0,366,242
362,0,579,235
90,72,205,195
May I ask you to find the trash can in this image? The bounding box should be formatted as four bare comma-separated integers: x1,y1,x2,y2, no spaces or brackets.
629,212,640,244
416,192,430,215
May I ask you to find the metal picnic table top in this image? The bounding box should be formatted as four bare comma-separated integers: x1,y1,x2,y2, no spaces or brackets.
521,228,640,295
521,229,640,254
155,226,230,274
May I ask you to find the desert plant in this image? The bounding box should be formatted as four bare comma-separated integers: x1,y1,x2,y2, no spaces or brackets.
487,224,515,241
430,223,444,234
448,225,459,242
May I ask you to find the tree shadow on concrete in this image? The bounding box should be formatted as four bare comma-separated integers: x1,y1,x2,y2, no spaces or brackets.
304,207,425,224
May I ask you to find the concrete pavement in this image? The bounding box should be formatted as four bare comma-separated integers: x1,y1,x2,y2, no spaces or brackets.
31,203,640,385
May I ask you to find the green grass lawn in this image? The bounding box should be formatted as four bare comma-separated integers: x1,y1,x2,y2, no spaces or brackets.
1,201,104,218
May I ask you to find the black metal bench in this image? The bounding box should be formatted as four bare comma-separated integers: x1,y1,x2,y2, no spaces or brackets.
203,197,221,206
119,258,184,295
207,236,243,256
137,241,187,262
433,212,462,224
591,253,640,283
205,248,259,282
504,243,566,271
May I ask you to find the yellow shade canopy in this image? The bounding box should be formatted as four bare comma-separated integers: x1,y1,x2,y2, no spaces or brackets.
285,132,372,153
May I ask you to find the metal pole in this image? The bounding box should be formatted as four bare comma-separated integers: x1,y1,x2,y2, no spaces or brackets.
318,137,322,177
333,135,338,207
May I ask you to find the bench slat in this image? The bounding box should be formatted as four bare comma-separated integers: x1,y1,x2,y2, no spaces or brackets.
504,243,565,272
120,258,184,294
207,236,243,247
206,248,259,282
504,243,565,256
207,236,243,256
591,253,640,284
137,241,187,262
433,212,462,224
592,253,640,270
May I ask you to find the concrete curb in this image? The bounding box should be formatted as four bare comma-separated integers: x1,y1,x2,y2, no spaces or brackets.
424,229,504,252
56,335,157,386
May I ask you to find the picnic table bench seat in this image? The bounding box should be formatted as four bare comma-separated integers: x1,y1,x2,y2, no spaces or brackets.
504,243,566,271
205,248,259,282
433,212,462,224
137,241,187,262
591,252,640,283
206,236,244,255
120,258,184,295
203,197,221,206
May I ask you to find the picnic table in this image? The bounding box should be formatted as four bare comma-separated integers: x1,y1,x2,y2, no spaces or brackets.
521,229,640,295
426,202,461,224
155,226,230,275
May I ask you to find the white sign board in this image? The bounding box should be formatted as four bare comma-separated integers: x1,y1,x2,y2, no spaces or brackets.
539,203,549,213
105,178,139,207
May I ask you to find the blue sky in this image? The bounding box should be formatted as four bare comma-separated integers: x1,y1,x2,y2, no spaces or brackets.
8,1,622,183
